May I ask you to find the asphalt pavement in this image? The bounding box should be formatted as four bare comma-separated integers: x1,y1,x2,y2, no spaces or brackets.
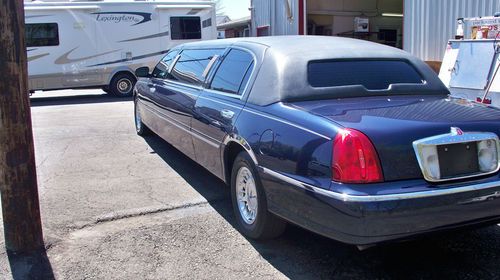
1,90,500,279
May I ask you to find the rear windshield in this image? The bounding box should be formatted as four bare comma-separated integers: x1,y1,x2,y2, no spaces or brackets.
308,60,424,90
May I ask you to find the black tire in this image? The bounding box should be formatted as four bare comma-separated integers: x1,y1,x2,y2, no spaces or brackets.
109,72,136,97
134,97,151,136
231,152,286,240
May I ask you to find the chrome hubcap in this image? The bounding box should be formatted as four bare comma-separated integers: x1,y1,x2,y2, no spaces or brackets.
117,78,131,93
236,166,258,225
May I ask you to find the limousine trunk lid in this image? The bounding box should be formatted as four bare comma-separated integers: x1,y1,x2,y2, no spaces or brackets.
288,95,500,181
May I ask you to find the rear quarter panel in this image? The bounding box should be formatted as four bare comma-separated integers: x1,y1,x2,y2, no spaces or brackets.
237,103,337,180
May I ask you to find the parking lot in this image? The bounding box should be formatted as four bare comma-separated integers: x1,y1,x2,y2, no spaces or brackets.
2,90,500,279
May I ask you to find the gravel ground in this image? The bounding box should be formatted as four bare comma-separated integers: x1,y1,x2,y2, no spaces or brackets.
1,90,500,279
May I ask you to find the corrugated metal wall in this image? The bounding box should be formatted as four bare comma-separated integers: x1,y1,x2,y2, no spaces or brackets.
404,0,500,62
252,0,271,35
251,0,299,36
273,0,299,35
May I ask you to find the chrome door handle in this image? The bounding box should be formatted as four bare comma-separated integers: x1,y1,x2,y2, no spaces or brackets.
147,83,156,93
220,109,235,119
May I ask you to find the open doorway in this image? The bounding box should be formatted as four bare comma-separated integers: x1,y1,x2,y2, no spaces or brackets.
305,0,403,49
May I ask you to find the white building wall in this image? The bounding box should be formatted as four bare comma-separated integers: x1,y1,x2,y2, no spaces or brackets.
404,0,500,62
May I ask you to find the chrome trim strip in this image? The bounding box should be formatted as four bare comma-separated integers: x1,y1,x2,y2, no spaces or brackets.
413,130,500,182
242,108,331,140
222,134,258,165
190,128,220,148
190,129,220,149
202,55,219,78
169,54,182,73
198,93,243,108
165,79,203,91
203,88,243,101
260,167,500,202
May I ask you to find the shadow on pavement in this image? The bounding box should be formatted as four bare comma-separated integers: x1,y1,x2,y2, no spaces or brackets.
7,249,54,280
30,93,132,107
144,134,500,279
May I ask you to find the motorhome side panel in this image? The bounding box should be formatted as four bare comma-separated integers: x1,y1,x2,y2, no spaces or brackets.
94,4,217,85
26,7,100,90
94,3,162,87
25,2,217,94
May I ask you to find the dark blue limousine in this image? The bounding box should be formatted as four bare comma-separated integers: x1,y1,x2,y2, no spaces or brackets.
133,36,500,245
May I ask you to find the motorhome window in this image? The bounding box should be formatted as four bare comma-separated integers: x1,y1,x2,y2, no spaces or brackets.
170,49,223,86
210,49,254,95
171,17,201,40
308,60,424,90
202,18,212,28
25,23,59,47
152,50,179,79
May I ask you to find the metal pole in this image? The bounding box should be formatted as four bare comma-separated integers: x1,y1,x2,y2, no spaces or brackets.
481,42,500,102
0,0,45,253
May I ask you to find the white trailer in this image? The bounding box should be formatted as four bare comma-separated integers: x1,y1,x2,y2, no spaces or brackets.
24,0,216,96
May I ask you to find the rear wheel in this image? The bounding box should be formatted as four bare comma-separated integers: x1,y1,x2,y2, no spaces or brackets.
134,97,151,136
231,152,286,240
109,72,136,97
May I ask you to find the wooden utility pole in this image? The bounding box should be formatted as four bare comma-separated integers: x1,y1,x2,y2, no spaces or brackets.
0,0,44,253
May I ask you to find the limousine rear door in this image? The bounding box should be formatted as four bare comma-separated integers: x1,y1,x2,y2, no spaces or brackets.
192,48,255,178
149,49,223,159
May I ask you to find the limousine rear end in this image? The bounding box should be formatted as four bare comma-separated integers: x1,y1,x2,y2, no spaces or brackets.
133,36,500,245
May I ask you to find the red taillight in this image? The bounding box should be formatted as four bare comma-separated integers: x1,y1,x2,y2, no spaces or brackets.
332,128,383,183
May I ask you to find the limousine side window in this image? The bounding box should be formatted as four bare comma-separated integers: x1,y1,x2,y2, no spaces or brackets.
25,23,59,47
210,49,254,95
152,50,179,79
170,49,223,86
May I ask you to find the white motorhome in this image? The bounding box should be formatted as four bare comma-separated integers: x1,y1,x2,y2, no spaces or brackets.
24,0,216,96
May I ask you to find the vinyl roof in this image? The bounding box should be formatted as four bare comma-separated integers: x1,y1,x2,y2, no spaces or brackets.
182,36,449,105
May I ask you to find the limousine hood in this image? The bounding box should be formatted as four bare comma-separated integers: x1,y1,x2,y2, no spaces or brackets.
289,95,500,181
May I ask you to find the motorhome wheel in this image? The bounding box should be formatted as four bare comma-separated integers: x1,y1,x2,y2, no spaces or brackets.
110,72,136,97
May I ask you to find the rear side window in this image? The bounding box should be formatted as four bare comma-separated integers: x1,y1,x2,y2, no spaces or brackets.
25,23,59,47
170,49,223,86
152,50,179,79
210,49,254,95
308,60,424,90
171,17,201,40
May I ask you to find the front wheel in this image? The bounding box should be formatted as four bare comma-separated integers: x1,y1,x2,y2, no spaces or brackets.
231,152,286,240
134,98,151,136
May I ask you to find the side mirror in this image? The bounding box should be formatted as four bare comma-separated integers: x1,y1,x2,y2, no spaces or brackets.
135,66,150,78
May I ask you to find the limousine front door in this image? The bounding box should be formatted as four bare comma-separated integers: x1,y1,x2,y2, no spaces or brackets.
149,78,200,159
